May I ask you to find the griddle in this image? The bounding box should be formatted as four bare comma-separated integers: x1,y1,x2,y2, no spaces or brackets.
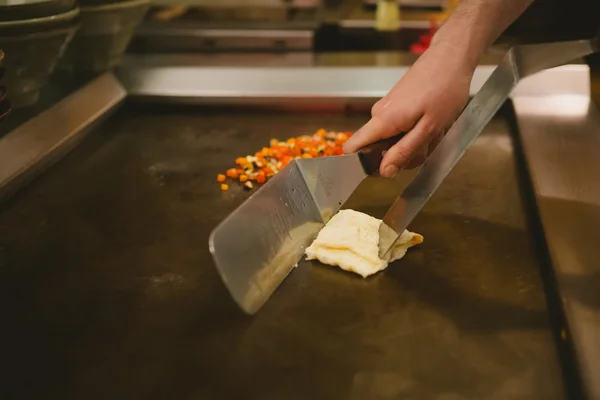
0,103,574,399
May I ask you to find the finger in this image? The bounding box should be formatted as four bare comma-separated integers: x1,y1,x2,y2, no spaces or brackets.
426,128,446,156
403,127,446,170
380,116,439,177
371,97,390,117
344,108,419,154
405,149,427,170
343,115,396,154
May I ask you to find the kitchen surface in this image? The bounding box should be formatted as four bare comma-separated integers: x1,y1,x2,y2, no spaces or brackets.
1,0,599,399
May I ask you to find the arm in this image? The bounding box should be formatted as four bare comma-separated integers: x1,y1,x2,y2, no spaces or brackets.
343,0,535,177
432,0,535,70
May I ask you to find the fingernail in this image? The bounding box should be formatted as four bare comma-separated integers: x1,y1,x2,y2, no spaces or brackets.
384,165,399,178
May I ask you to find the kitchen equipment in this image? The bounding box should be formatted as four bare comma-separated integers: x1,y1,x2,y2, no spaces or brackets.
210,37,599,315
0,4,79,107
0,49,11,125
58,0,150,71
209,132,402,314
378,36,600,259
1,56,597,398
364,0,446,8
0,0,77,22
375,0,400,32
0,87,11,124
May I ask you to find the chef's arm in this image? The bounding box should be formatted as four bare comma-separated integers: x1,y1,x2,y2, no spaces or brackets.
432,0,535,71
344,0,535,177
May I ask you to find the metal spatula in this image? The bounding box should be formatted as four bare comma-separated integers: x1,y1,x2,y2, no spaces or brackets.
377,36,600,259
209,134,403,314
210,37,598,315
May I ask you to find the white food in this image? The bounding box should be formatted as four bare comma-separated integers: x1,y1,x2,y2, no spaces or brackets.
305,209,423,278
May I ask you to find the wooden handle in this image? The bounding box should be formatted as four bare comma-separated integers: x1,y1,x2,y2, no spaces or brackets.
357,133,406,175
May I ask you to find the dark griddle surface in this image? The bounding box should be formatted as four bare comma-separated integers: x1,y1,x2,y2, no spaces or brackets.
0,106,565,400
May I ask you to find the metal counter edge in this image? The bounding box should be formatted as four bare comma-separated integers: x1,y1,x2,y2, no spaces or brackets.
0,72,127,204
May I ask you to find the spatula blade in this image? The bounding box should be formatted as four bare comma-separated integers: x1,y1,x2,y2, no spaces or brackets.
209,154,366,314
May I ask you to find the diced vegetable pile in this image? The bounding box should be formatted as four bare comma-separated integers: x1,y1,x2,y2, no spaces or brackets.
218,128,352,191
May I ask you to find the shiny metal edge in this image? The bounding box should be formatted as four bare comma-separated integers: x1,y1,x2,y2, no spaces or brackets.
338,19,433,29
118,61,588,103
134,27,314,51
137,28,314,39
149,0,319,7
0,73,126,204
118,65,495,100
513,94,600,400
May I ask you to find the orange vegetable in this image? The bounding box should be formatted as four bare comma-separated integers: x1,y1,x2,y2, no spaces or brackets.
218,128,352,190
221,184,229,191
226,168,239,179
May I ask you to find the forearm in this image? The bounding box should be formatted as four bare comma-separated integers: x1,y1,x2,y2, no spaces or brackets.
430,0,535,70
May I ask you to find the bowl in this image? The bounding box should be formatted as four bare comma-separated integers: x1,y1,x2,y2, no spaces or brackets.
0,8,79,107
0,0,77,23
0,7,79,35
58,0,150,72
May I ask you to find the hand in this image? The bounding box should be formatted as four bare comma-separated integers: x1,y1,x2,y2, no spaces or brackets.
343,43,475,178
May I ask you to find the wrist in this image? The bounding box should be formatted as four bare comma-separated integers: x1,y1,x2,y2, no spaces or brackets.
429,20,486,73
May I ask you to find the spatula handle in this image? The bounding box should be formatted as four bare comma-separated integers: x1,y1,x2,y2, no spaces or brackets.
357,132,407,175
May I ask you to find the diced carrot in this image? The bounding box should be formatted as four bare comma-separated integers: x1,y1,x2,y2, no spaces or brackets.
221,184,229,191
224,129,353,189
226,168,239,179
335,133,347,145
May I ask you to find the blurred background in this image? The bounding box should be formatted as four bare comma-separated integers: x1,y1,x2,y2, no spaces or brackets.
0,0,598,121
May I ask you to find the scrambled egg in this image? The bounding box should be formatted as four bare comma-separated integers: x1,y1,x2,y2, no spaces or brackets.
305,209,423,278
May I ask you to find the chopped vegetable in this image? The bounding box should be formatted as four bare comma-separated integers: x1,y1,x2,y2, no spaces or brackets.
226,168,239,179
221,184,229,191
218,128,352,190
217,174,226,183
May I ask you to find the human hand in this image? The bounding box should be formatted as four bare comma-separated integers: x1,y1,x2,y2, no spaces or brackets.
343,43,475,178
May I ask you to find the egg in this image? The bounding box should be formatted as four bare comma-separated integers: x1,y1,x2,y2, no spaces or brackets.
305,209,423,278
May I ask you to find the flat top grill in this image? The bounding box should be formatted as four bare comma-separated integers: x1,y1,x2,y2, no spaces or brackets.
0,104,567,399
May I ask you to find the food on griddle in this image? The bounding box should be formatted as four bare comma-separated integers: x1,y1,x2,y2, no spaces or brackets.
305,209,423,278
218,129,351,190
